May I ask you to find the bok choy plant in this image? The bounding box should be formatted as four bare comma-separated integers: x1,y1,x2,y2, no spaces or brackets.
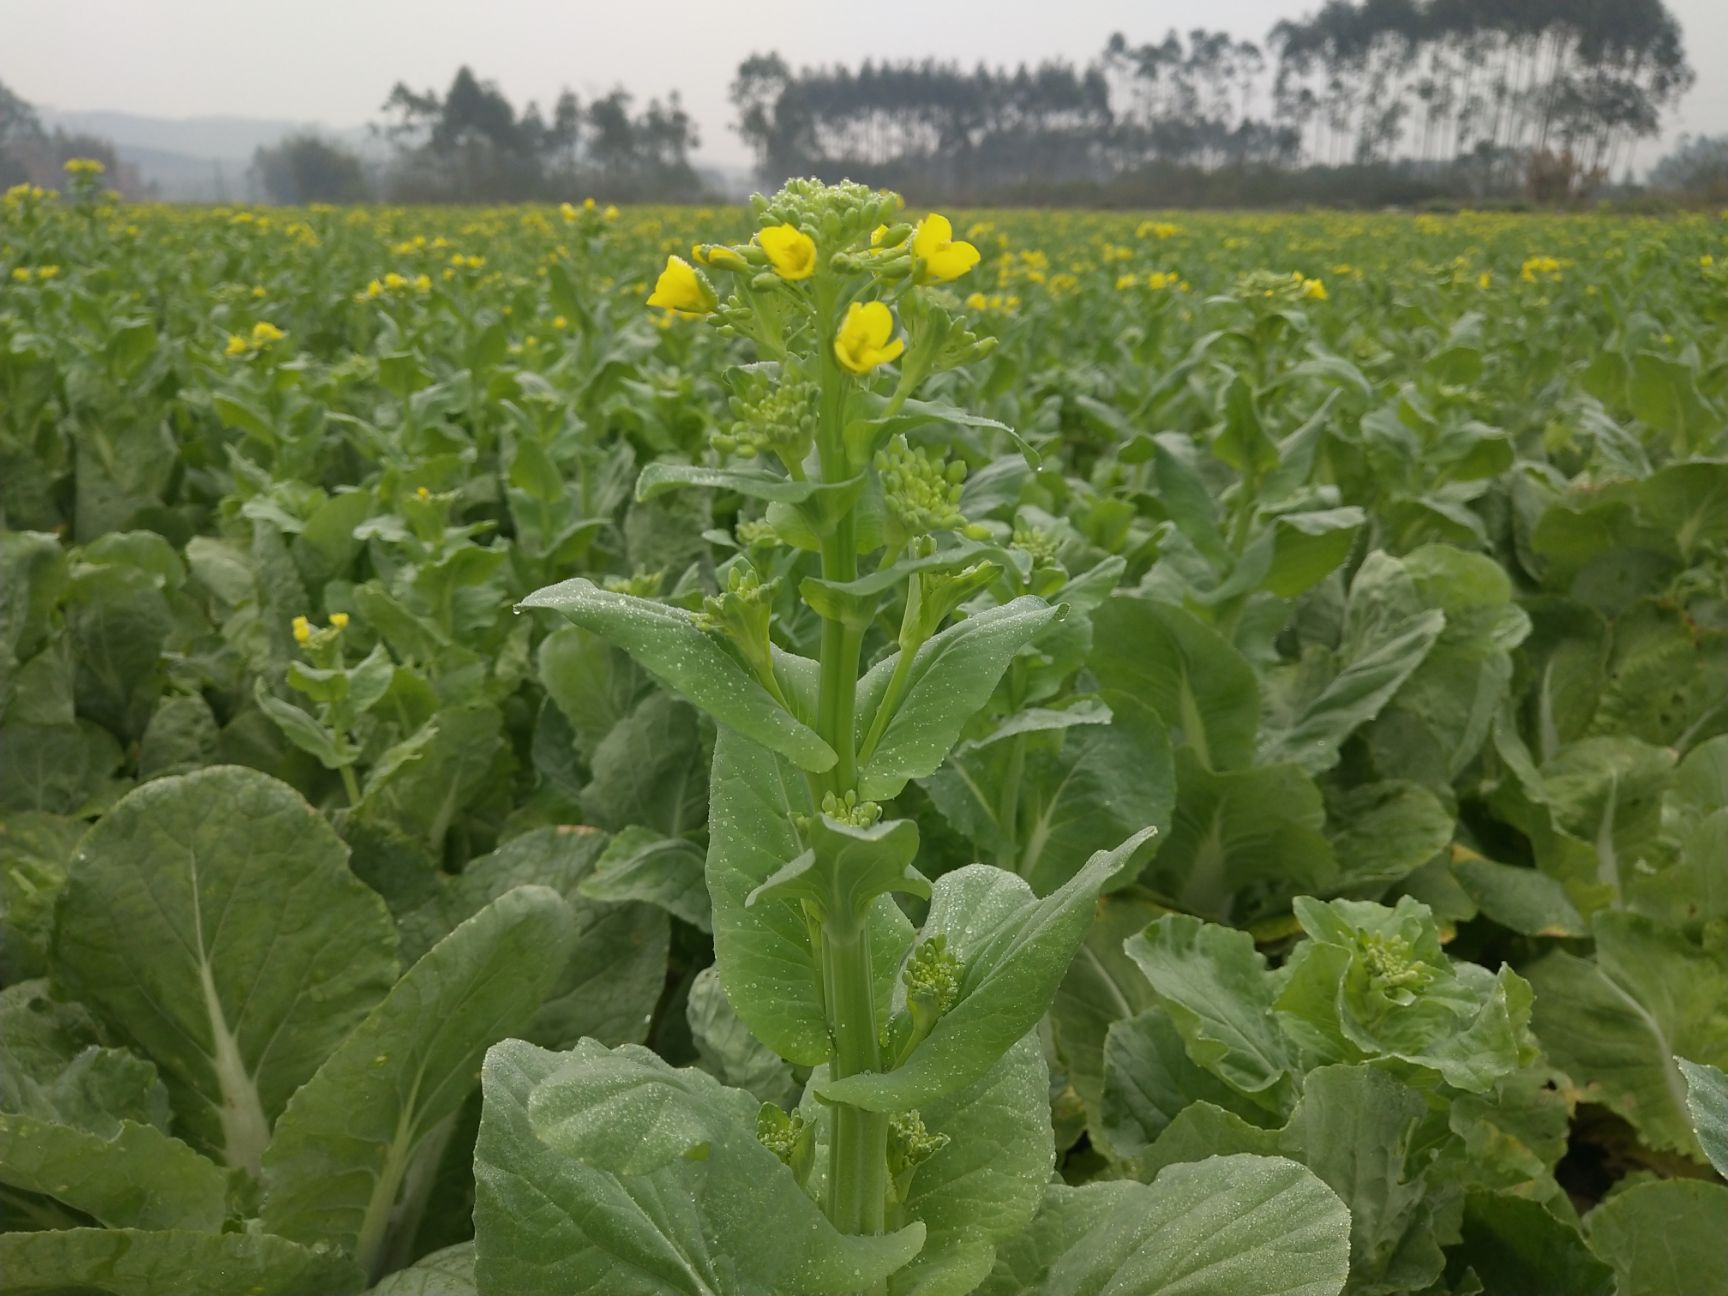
489,179,1352,1295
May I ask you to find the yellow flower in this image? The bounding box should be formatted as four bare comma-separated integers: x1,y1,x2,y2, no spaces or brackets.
291,615,312,645
833,300,904,375
413,274,432,293
37,265,59,279
646,255,717,315
10,267,30,283
603,205,619,221
384,272,407,290
559,202,579,222
759,224,817,280
63,157,106,176
1478,271,1493,289
965,291,988,310
415,486,431,500
329,612,350,630
553,315,568,330
250,321,285,347
1301,277,1327,301
912,214,980,283
365,278,384,298
224,333,248,356
1115,272,1139,292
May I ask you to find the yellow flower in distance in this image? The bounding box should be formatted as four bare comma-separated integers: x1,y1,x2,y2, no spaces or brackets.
329,612,350,630
759,224,817,280
646,255,716,315
912,214,980,283
833,301,904,375
291,615,312,645
224,333,248,356
250,321,285,347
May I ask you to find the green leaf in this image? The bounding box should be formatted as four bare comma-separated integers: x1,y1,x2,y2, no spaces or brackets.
399,826,669,1051
637,461,853,504
0,1227,363,1296
364,1243,476,1296
1091,597,1258,772
890,1034,1052,1296
1097,1008,1264,1162
708,728,912,1066
1449,1191,1613,1296
1125,914,1293,1105
1585,1179,1728,1296
1529,912,1728,1158
986,1154,1349,1296
1451,849,1586,938
476,1038,924,1295
0,1113,228,1231
519,578,835,773
0,981,170,1136
1327,780,1453,889
261,886,574,1280
1152,749,1337,921
856,595,1062,800
1050,894,1165,1148
1679,1058,1728,1178
52,767,398,1173
818,826,1157,1113
1259,610,1446,774
580,825,711,932
685,966,795,1106
1279,896,1535,1093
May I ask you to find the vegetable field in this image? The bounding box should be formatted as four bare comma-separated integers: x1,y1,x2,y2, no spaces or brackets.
2,175,1727,1296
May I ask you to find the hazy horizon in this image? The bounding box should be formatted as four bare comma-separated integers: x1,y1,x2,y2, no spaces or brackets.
9,0,1726,172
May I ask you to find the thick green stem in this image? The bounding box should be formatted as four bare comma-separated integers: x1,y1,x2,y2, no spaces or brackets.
822,917,888,1236
808,271,888,1257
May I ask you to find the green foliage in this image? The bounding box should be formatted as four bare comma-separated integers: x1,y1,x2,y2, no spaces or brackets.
3,181,1726,1293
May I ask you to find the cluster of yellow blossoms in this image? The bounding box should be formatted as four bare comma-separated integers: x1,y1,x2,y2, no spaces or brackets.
225,321,286,357
359,271,434,301
291,612,348,646
645,210,981,376
1521,255,1563,282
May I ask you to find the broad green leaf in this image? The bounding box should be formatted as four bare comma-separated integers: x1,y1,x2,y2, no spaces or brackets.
0,1227,363,1296
1098,1008,1263,1162
1451,849,1586,937
0,720,124,815
476,1038,924,1295
708,728,913,1065
890,1034,1053,1296
519,578,835,773
1279,897,1536,1093
1528,912,1728,1157
1091,596,1258,772
1450,1192,1613,1296
1679,1058,1728,1178
365,1243,476,1296
925,713,1172,896
990,1154,1349,1296
580,825,711,932
1585,1179,1728,1296
261,886,574,1280
1125,914,1293,1105
819,826,1157,1112
579,693,708,836
1259,609,1445,774
399,826,668,1051
856,595,1061,800
1327,780,1453,888
1050,894,1165,1146
1539,736,1675,902
0,982,170,1137
637,461,852,504
1152,749,1337,921
686,965,796,1106
0,1113,228,1231
52,767,398,1172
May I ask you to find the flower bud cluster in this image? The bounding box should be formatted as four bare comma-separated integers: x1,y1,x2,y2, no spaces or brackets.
713,380,819,467
876,436,968,539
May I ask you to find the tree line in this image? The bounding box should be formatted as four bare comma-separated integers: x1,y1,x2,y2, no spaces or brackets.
733,0,1694,203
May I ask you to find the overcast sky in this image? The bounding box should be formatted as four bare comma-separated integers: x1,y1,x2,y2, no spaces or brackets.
7,0,1725,168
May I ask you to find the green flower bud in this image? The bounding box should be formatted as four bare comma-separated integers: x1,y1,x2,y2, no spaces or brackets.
756,1103,814,1186
886,1109,950,1204
698,562,782,699
602,568,666,598
820,790,883,829
876,435,969,542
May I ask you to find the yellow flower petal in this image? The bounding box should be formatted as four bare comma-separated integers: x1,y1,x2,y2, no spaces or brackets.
759,224,817,280
646,255,716,315
833,300,904,375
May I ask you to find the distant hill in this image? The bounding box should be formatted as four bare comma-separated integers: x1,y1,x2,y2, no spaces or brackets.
38,108,375,200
